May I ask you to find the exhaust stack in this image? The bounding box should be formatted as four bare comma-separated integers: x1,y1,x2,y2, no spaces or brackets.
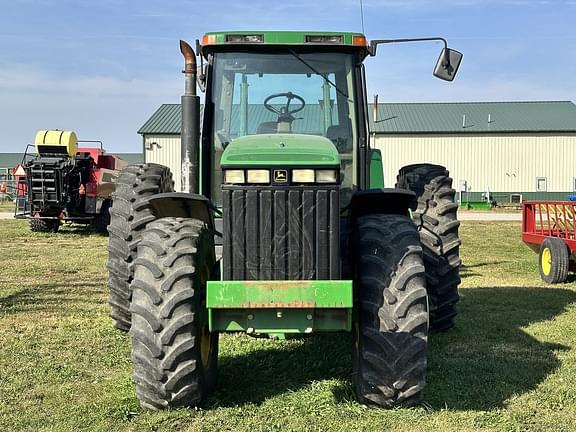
179,40,200,193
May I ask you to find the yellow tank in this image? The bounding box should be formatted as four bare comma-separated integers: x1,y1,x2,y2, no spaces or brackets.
34,130,78,157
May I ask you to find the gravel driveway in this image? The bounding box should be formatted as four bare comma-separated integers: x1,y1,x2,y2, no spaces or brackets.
458,212,521,221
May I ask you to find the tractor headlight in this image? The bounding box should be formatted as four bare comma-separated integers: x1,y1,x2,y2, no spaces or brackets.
246,169,270,184
292,169,315,183
224,170,245,184
315,169,338,184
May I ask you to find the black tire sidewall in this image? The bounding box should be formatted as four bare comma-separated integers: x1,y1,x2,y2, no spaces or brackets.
130,217,217,409
352,214,428,408
107,164,174,331
539,237,569,284
396,163,461,331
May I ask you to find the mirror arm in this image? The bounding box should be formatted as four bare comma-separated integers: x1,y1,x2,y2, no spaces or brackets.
369,37,448,56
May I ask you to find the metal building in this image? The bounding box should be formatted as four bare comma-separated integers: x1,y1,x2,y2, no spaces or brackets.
138,101,576,202
138,104,184,188
371,101,576,203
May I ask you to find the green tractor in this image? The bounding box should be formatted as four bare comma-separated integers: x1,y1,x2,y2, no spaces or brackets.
107,31,463,409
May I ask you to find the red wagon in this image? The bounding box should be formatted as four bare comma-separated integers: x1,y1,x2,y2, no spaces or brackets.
522,201,576,283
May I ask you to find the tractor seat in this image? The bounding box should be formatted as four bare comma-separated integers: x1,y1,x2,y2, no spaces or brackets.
326,124,352,151
256,121,278,134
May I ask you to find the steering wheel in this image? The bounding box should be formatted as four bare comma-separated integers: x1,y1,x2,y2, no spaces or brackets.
264,92,306,120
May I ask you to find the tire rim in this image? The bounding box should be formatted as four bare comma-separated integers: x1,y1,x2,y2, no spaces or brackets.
541,247,552,275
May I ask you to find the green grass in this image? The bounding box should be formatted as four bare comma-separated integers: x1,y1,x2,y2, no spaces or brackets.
1,220,576,431
0,200,15,212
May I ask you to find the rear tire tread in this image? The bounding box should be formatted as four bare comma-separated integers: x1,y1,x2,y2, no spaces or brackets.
397,163,461,331
130,217,217,410
107,163,173,331
353,214,428,408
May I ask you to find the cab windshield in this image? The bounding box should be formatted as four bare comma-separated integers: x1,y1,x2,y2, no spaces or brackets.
209,51,358,205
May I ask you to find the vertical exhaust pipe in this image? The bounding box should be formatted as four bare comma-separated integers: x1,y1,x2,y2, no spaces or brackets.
179,40,200,194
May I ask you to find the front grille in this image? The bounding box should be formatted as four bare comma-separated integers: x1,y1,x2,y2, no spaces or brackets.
222,186,340,280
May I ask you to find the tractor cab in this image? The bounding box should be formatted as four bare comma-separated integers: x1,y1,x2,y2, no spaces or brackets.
199,32,371,208
194,32,378,284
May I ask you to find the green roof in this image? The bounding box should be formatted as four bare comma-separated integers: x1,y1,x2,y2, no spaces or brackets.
138,101,576,135
372,101,576,133
0,153,25,170
138,104,191,135
0,152,143,169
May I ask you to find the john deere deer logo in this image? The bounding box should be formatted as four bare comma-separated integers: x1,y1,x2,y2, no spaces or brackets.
274,170,288,183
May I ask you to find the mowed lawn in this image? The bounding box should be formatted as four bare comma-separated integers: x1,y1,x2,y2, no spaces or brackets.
0,201,15,212
1,220,576,432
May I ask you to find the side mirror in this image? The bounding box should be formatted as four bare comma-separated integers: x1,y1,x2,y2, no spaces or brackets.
197,64,207,92
433,48,463,82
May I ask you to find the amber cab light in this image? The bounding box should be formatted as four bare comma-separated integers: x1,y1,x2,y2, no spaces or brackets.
352,35,367,46
201,34,216,46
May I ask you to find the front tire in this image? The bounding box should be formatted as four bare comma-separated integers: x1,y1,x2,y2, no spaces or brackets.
130,217,218,409
539,237,569,284
352,214,428,408
397,164,461,331
107,164,173,331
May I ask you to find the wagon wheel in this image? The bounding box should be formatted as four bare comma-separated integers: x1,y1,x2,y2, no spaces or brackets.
539,237,569,284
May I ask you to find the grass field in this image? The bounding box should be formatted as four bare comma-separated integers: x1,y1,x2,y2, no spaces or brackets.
0,200,15,212
1,220,576,431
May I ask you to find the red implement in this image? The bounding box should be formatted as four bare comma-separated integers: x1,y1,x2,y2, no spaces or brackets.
522,201,576,283
522,201,576,252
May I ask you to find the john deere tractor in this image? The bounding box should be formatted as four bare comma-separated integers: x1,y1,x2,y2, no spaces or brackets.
107,31,463,409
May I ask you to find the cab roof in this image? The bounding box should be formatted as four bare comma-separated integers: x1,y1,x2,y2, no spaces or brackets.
200,31,369,59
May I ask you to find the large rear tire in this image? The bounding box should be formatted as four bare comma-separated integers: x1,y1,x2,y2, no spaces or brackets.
397,164,461,331
130,217,218,409
106,164,173,331
352,214,428,408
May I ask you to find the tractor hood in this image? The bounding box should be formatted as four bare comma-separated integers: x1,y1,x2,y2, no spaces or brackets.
220,134,340,167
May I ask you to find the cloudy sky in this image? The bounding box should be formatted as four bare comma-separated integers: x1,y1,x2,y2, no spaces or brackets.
0,0,574,152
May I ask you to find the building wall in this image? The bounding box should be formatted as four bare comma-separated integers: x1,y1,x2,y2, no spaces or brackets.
143,134,182,191
144,131,576,200
374,133,576,198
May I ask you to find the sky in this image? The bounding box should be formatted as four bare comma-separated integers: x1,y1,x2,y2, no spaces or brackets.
0,0,575,153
